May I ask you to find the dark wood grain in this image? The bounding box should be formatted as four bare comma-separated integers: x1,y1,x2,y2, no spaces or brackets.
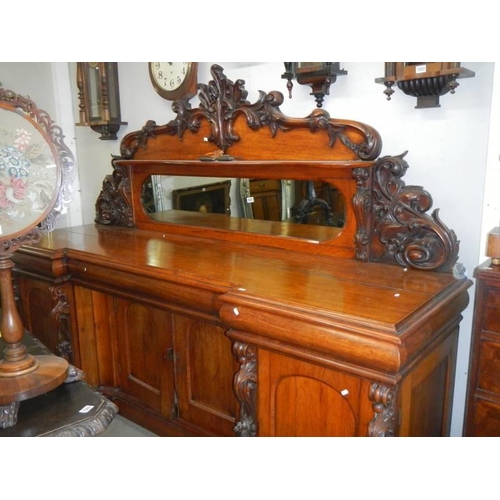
464,263,500,436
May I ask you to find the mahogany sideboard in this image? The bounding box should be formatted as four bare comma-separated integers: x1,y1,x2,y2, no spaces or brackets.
11,65,471,437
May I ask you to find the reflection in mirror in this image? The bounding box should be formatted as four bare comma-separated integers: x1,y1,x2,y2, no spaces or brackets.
292,180,345,227
174,180,231,215
141,176,346,241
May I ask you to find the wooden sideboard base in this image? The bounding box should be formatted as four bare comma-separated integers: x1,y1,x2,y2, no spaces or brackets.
13,224,470,437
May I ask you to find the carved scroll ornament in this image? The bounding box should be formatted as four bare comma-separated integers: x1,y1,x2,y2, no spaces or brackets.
95,162,133,227
370,153,459,272
368,382,398,437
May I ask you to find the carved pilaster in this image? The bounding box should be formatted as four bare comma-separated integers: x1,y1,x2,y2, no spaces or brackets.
232,341,258,437
95,164,134,227
352,167,372,262
370,153,459,272
368,382,398,437
49,280,74,363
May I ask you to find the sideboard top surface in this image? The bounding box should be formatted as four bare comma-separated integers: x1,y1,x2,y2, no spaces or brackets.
22,224,469,333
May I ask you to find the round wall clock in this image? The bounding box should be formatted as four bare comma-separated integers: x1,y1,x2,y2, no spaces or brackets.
148,62,198,101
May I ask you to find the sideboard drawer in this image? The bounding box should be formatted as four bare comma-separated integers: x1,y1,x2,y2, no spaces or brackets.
477,339,500,394
249,179,281,194
469,399,500,437
465,264,500,436
483,287,500,334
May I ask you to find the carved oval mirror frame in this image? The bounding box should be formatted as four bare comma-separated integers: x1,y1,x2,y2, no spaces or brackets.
0,87,76,256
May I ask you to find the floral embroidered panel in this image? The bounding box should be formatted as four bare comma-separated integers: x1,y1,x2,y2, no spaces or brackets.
0,107,59,239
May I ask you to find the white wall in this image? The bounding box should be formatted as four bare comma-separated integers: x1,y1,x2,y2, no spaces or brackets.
480,64,500,257
0,62,83,228
0,62,56,113
2,61,496,436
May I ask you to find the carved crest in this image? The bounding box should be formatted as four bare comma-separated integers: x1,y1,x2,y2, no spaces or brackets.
118,64,382,160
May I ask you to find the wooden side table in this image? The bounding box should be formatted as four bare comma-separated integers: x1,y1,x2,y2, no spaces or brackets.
464,262,500,436
0,333,118,437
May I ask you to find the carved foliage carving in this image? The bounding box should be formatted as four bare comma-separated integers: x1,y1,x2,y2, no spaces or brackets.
120,119,159,160
232,341,257,437
368,382,398,437
95,163,134,227
370,153,459,272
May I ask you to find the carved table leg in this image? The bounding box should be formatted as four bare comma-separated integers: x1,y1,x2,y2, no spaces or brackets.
64,364,85,383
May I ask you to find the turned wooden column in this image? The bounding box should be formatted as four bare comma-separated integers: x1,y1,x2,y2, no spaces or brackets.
0,257,39,377
0,255,69,410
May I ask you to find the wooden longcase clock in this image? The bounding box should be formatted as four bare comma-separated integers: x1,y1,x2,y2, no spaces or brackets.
148,62,198,101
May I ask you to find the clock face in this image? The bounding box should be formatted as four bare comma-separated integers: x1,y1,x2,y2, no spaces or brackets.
150,62,190,92
149,62,198,101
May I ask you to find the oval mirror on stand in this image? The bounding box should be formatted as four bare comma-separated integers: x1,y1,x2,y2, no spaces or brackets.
0,86,76,428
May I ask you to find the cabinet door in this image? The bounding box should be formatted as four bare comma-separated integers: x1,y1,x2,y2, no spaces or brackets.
16,275,57,351
114,298,175,417
257,349,373,437
399,330,457,437
172,314,237,436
